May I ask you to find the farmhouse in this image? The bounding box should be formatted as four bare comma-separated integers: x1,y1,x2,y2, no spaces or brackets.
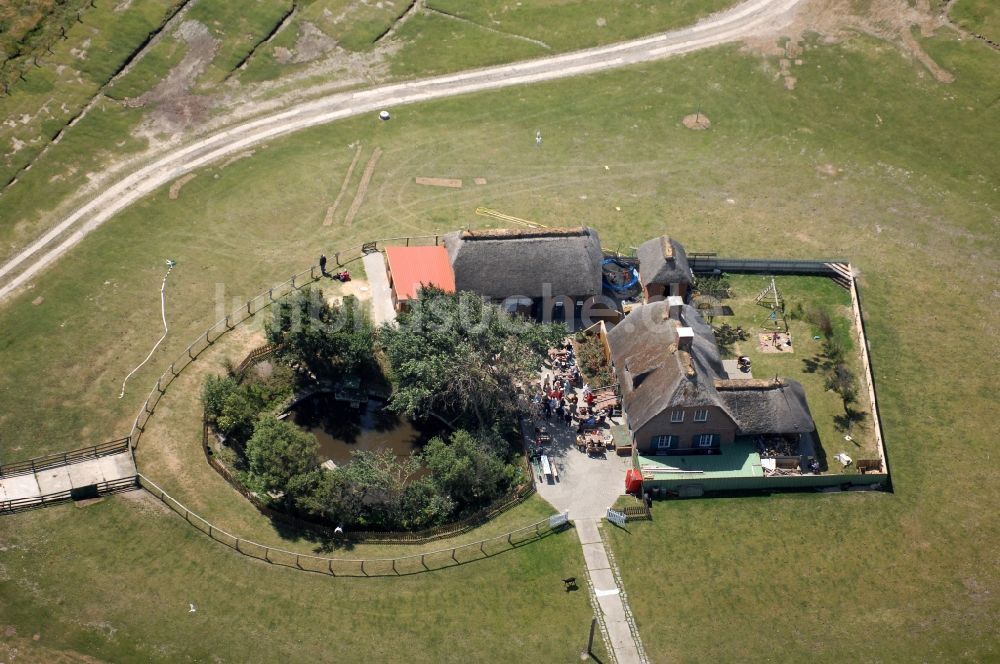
442,227,603,315
605,297,815,456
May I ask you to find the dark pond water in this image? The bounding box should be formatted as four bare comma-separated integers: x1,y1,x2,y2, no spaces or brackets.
290,395,438,470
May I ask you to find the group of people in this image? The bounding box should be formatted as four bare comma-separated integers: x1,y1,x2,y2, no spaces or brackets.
536,341,608,434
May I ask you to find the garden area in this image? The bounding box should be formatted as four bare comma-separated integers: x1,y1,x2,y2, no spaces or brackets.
691,273,878,471
201,285,566,533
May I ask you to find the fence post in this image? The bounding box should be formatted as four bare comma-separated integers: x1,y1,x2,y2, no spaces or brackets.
361,560,366,576
292,275,296,288
156,378,162,393
205,330,210,345
295,554,301,569
208,524,213,538
335,252,340,266
268,288,273,301
480,541,486,556
188,345,195,359
329,559,335,576
392,559,397,575
170,362,176,376
235,538,240,552
247,300,252,315
451,548,458,563
508,533,513,546
265,548,270,563
421,554,427,569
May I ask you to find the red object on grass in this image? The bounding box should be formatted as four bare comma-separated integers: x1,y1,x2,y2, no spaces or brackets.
625,469,643,495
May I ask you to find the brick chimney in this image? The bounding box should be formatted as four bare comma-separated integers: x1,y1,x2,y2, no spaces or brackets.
666,295,684,321
677,326,694,352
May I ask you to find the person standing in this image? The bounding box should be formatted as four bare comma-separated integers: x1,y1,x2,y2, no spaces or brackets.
319,254,328,276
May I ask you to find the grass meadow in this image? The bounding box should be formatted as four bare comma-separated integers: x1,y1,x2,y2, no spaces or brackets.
0,19,997,664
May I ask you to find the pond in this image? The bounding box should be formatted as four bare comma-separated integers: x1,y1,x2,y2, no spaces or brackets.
290,395,439,470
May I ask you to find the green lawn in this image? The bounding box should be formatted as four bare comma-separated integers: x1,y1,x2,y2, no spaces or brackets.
950,0,1000,42
425,0,736,51
0,496,602,663
0,21,997,664
703,274,878,466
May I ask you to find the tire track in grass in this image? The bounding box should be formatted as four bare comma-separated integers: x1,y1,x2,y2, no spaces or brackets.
344,147,382,227
324,143,363,226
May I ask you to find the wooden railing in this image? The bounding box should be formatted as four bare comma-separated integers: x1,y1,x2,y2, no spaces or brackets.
138,473,566,577
0,437,130,478
0,475,138,514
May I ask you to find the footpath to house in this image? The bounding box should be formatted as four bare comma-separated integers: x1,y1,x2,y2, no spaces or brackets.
361,252,396,326
576,518,647,664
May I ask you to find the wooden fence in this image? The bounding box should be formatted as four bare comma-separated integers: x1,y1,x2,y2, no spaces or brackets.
620,504,652,521
0,437,130,478
0,475,138,514
138,473,567,577
233,343,278,375
203,420,538,544
129,233,448,452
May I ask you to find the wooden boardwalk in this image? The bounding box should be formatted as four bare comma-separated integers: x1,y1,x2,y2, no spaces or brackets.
0,445,137,512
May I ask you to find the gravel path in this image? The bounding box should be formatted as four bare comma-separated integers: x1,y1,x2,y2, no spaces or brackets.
0,0,803,304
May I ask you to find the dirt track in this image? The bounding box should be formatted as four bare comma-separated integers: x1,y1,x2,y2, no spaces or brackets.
0,0,805,304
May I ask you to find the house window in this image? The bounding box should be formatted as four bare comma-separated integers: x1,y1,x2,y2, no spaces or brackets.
694,409,709,423
697,434,717,448
670,410,684,423
652,435,676,450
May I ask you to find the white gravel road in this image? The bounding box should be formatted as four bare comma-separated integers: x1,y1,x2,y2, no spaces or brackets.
0,0,803,304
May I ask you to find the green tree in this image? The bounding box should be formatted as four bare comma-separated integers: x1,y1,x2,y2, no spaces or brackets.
266,288,374,379
380,288,565,429
202,375,238,425
246,418,320,507
423,430,513,508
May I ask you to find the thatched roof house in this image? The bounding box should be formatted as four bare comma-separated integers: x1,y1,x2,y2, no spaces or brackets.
442,227,603,300
606,300,728,434
606,298,816,452
637,235,692,299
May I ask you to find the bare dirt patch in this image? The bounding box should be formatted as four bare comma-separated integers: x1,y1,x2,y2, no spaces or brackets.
414,176,462,188
744,0,956,84
758,331,794,353
816,163,842,178
168,173,196,199
682,113,711,130
131,20,220,136
291,22,338,64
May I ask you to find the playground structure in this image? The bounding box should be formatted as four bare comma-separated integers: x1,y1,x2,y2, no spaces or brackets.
755,277,787,332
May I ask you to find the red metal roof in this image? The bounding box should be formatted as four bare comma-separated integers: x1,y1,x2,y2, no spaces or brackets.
384,245,456,302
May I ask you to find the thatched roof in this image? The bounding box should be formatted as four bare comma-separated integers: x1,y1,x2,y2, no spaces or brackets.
716,378,815,435
607,301,816,436
637,236,692,288
606,300,729,433
443,227,603,299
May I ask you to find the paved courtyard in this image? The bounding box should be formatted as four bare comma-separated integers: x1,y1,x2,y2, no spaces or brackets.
529,413,632,519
